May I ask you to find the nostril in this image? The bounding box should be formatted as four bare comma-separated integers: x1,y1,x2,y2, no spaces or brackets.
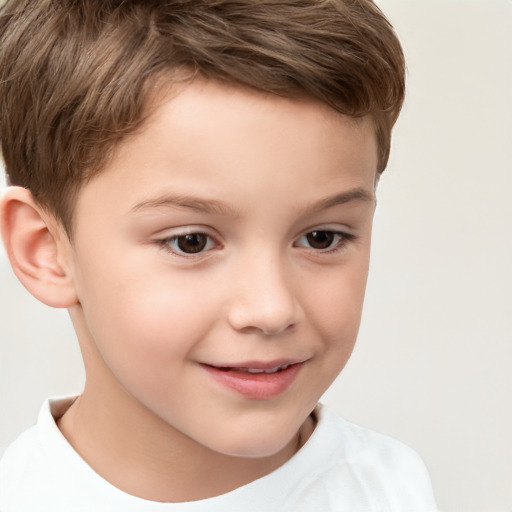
260,322,295,336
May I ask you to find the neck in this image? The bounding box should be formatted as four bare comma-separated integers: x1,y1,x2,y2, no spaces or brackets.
57,381,314,502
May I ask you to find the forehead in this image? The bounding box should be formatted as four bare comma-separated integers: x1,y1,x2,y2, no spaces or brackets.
72,79,377,226
145,79,376,162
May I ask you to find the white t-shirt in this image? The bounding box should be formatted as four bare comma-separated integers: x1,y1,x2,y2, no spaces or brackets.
0,398,438,512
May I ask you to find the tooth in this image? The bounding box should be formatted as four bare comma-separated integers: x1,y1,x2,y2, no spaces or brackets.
226,363,293,374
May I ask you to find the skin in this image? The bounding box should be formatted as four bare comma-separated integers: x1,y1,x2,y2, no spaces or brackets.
2,79,378,502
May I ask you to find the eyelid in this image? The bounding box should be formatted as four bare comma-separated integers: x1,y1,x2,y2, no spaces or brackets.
293,227,356,253
155,225,205,235
295,223,354,240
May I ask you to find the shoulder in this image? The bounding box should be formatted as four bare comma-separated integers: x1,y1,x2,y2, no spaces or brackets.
296,404,439,511
330,408,431,472
0,420,43,505
0,420,39,469
0,398,79,510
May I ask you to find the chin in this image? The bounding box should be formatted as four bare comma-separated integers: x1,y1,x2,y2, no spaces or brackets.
210,427,298,459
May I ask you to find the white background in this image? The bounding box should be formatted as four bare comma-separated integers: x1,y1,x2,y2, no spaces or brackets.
1,1,511,511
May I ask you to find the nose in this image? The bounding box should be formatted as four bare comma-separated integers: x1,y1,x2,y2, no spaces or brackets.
227,253,304,336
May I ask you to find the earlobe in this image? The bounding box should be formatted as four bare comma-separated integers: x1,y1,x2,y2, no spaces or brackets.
0,186,78,308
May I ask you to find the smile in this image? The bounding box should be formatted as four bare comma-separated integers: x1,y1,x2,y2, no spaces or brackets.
217,363,292,374
200,361,305,399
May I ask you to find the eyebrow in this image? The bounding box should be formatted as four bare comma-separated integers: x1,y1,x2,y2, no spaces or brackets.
130,194,240,217
130,187,373,217
303,187,374,216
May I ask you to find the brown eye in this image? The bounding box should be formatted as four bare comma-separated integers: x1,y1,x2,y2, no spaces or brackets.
159,231,217,257
305,231,335,249
176,233,208,253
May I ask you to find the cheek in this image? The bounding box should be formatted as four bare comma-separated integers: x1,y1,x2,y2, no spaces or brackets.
305,258,370,383
312,259,369,334
74,256,220,379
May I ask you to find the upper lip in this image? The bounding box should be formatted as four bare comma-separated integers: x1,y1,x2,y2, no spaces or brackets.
201,358,308,371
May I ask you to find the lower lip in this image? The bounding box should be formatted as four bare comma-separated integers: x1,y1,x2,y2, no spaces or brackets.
201,363,303,399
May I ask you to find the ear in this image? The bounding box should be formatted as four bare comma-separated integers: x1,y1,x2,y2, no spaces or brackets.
0,186,78,308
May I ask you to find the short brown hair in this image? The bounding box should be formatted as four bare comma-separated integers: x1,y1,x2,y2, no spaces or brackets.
0,0,405,234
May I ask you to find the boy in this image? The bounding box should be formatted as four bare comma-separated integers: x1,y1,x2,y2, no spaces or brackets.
0,0,438,510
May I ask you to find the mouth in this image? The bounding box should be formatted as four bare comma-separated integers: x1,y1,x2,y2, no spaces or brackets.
212,362,294,374
200,360,305,399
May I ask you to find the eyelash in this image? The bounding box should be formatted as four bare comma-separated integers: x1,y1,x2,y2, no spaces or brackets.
294,230,355,254
156,232,218,258
156,229,355,257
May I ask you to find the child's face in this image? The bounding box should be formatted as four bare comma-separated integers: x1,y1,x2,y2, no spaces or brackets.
66,79,377,457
